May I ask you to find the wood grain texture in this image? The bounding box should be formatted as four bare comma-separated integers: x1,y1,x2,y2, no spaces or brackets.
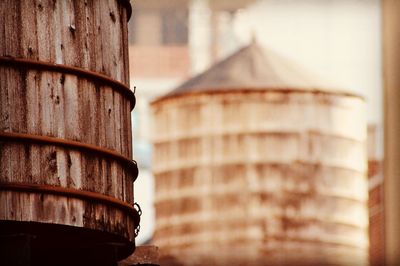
0,0,136,250
0,0,129,85
152,91,368,266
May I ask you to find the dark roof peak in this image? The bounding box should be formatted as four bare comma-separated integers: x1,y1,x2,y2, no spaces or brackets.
158,42,348,101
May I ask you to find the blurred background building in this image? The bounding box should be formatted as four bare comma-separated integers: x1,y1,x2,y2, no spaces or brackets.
367,124,384,266
128,0,384,265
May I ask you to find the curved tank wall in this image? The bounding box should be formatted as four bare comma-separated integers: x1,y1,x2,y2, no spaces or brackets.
0,0,138,262
152,89,368,266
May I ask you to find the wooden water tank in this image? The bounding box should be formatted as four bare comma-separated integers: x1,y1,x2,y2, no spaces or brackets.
0,0,139,263
151,43,369,265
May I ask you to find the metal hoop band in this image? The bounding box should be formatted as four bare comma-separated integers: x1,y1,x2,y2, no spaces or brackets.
0,182,140,227
0,56,136,110
0,132,138,181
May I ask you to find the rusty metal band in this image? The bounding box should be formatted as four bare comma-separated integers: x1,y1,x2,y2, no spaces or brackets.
0,182,140,227
118,0,133,21
0,56,136,110
0,132,138,181
152,87,365,105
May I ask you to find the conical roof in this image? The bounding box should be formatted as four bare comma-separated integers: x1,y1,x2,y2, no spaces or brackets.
155,42,358,102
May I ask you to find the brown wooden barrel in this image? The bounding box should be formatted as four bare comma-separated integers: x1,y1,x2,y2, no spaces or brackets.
0,0,138,262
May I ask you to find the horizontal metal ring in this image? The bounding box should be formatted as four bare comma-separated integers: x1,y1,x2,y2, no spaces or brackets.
0,132,138,182
0,56,136,110
152,87,365,105
0,182,140,227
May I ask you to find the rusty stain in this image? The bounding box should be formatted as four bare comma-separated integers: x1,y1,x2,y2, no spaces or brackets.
46,150,58,174
67,153,72,168
59,74,65,85
51,0,57,10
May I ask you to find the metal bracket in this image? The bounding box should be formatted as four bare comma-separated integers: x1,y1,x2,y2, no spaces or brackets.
133,202,142,237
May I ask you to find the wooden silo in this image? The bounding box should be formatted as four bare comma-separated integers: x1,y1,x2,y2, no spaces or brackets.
151,43,368,266
0,1,139,265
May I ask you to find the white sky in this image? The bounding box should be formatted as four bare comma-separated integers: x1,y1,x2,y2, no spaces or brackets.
233,0,383,124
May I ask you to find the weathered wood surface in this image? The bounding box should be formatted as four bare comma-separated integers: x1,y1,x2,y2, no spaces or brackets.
152,91,368,266
0,0,130,83
0,0,136,249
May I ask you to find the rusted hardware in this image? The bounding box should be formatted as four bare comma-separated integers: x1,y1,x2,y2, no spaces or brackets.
118,0,132,21
134,224,141,238
133,203,142,237
134,202,142,216
132,160,139,183
132,86,137,111
0,182,140,226
0,132,139,182
0,56,136,110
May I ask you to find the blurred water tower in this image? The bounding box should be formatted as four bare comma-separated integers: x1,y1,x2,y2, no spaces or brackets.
151,43,368,265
